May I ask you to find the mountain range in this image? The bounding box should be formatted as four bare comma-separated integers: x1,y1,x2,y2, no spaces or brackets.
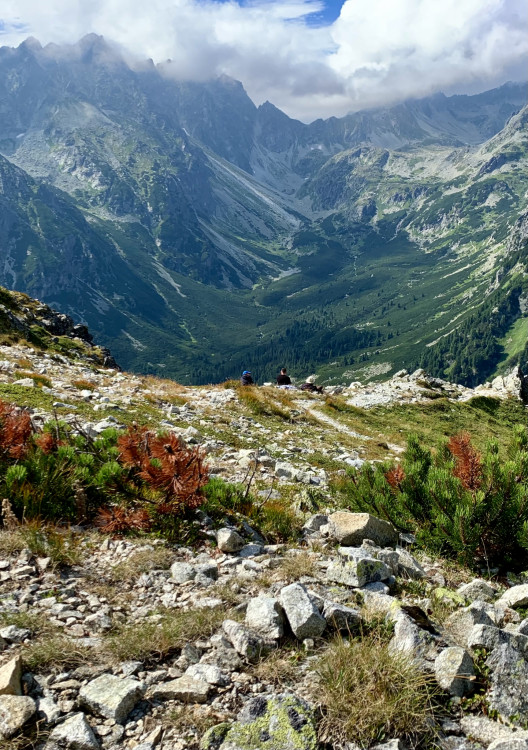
0,34,526,385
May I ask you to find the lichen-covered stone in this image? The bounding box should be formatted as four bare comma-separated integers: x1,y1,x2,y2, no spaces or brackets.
468,624,528,656
445,602,495,647
457,579,497,603
498,584,528,609
222,620,268,662
322,601,361,631
487,643,528,725
203,694,317,750
200,722,230,750
327,557,390,587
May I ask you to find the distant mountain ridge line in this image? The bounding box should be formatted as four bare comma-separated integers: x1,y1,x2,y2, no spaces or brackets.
0,33,526,386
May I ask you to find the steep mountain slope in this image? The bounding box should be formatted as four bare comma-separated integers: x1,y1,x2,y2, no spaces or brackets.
0,34,526,384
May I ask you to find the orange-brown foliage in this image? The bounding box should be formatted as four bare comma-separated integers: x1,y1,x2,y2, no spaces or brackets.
95,506,151,534
0,399,33,461
447,432,482,491
34,432,63,455
385,465,405,489
118,426,209,511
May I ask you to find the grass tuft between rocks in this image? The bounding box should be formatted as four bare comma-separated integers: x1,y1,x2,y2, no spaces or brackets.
23,634,94,672
108,546,175,582
315,627,439,747
102,606,233,663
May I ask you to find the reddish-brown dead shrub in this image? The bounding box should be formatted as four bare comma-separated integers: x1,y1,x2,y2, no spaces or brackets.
0,399,33,461
96,506,151,534
385,465,405,490
34,432,63,455
447,432,482,491
118,426,208,512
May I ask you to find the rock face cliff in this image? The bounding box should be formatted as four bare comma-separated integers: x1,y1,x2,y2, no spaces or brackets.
0,285,117,368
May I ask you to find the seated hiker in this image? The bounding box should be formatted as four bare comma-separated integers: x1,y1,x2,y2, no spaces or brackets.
299,374,323,394
240,370,254,386
276,367,291,386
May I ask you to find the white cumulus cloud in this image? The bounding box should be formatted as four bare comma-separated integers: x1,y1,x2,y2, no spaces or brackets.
0,0,526,120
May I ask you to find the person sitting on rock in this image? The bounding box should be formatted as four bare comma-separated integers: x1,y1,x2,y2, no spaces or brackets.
299,375,323,394
276,367,291,386
240,370,254,386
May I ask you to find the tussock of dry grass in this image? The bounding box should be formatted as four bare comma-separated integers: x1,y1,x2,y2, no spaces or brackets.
72,378,97,391
315,629,439,747
23,635,94,672
237,386,292,421
251,646,305,688
108,546,175,582
274,552,317,583
0,524,82,568
102,606,230,663
0,528,26,556
165,706,223,740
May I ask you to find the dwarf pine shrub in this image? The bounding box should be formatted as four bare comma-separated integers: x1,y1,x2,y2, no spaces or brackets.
339,425,528,569
0,399,209,536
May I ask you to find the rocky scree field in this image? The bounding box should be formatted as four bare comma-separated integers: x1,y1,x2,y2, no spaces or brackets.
2,298,528,749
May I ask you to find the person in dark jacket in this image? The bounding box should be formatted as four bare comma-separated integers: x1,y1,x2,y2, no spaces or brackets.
276,367,291,386
240,370,254,386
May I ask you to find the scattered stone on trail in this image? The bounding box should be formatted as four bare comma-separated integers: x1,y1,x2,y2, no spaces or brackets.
44,712,101,750
246,595,285,640
216,527,245,553
444,602,496,648
279,583,326,639
487,642,528,725
201,694,318,750
222,619,269,662
185,663,226,686
79,674,144,724
0,655,22,696
434,647,475,697
0,625,31,643
327,555,391,587
170,561,196,583
497,584,528,609
147,675,211,703
326,512,399,547
0,694,36,738
457,579,497,603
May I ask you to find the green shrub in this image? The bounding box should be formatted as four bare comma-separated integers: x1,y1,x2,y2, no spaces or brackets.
337,426,528,569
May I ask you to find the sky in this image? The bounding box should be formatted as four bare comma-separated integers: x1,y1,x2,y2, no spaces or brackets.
0,0,527,122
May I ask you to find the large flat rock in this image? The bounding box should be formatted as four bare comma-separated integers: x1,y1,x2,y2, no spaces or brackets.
327,512,398,547
79,674,143,724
